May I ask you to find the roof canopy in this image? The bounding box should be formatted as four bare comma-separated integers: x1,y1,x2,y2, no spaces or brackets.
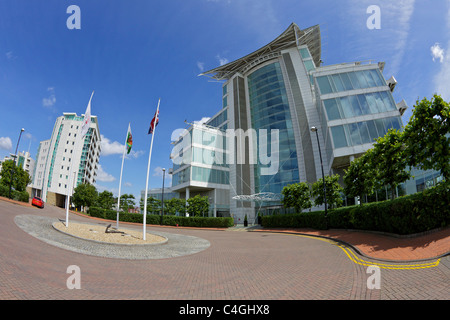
200,23,321,81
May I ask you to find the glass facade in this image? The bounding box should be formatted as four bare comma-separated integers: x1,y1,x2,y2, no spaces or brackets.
247,62,299,194
330,117,403,148
323,91,397,121
191,166,229,184
316,68,386,95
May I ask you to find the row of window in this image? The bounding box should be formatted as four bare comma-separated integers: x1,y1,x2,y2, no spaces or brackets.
330,116,402,149
316,68,386,95
323,90,397,121
191,166,229,185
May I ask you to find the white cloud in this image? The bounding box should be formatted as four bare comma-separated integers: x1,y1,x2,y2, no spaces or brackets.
433,2,450,101
5,51,16,60
216,55,229,66
0,137,12,150
96,164,116,182
197,61,205,72
100,135,124,156
42,87,56,108
100,134,144,159
431,43,445,63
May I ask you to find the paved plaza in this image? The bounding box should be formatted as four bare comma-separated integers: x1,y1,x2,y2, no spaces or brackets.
0,198,448,301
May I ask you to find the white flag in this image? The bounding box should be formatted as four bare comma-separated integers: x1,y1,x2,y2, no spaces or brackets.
80,91,94,138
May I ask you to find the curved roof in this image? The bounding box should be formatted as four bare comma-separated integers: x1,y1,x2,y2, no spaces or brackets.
200,23,321,81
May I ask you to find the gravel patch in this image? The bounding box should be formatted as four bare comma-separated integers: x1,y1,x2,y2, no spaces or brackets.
14,214,210,260
52,221,167,245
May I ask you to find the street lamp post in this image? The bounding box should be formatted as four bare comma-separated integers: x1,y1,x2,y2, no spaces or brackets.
160,168,165,225
9,128,25,199
311,126,328,229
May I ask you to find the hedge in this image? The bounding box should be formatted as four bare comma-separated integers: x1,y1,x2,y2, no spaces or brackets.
263,183,450,235
0,184,29,202
88,207,234,228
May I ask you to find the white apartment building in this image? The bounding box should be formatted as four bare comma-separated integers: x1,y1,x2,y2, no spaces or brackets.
0,151,35,181
31,112,101,207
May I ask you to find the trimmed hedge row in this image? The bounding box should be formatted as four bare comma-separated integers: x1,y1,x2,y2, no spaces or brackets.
0,184,29,202
88,207,234,228
262,183,450,235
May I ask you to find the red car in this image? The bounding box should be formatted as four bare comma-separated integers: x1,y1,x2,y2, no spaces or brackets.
32,197,44,209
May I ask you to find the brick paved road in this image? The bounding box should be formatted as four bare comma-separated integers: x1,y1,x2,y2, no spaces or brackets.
0,200,448,301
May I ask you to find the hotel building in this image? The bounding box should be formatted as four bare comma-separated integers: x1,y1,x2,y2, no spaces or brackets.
171,23,427,224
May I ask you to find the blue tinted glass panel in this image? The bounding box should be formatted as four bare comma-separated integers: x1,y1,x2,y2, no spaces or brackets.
365,93,380,113
366,120,379,141
339,97,354,118
331,126,348,148
380,91,396,111
374,92,387,112
355,71,368,88
317,76,333,94
323,99,341,120
358,122,371,144
349,123,362,145
300,48,311,59
348,72,361,89
304,60,315,72
374,119,387,136
331,74,345,92
363,70,376,87
340,73,354,90
357,94,371,115
369,69,385,86
349,95,362,116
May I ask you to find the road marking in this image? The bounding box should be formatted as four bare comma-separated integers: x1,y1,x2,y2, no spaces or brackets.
285,233,441,270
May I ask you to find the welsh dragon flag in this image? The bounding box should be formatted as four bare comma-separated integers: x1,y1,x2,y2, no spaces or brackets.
126,124,132,154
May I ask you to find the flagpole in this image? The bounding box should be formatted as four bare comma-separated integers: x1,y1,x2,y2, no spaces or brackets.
116,123,130,229
65,91,94,227
143,98,160,241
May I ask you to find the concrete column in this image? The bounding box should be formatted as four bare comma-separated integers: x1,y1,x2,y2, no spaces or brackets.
185,187,190,217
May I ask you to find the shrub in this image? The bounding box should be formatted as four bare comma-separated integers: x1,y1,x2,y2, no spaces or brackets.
261,183,449,235
87,207,234,228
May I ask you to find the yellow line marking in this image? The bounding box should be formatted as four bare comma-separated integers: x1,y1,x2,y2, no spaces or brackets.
286,233,441,270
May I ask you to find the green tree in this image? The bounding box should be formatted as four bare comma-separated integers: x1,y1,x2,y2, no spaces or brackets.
403,95,450,182
164,197,186,215
187,195,210,217
311,174,344,209
343,149,377,205
120,194,136,213
72,183,98,212
97,190,115,210
281,182,312,212
0,160,31,193
371,128,411,199
139,196,161,214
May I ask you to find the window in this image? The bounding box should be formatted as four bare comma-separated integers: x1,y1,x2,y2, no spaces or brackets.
316,76,333,94
348,123,362,145
340,73,353,91
349,95,362,116
339,96,354,118
331,74,345,92
303,60,315,72
358,122,371,144
331,126,348,148
300,48,311,59
357,94,370,115
323,99,341,120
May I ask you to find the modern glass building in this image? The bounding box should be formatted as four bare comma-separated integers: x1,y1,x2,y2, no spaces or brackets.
171,22,411,224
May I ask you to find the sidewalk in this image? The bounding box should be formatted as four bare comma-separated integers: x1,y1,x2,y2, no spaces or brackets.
248,226,450,262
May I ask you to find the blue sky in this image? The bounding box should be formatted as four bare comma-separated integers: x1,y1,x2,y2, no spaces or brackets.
0,0,449,202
